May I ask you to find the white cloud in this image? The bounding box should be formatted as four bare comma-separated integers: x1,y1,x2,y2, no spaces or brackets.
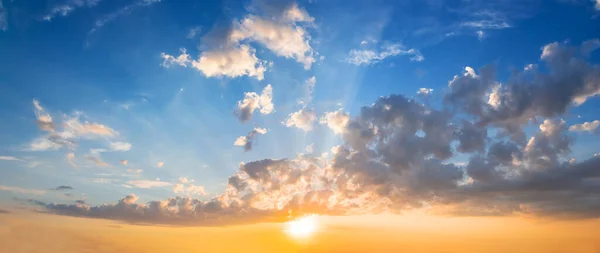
157,161,164,167
346,43,424,65
232,15,315,69
186,26,201,39
569,120,600,133
121,160,128,165
0,156,22,162
110,141,132,152
0,185,45,195
42,0,102,21
417,88,434,95
319,109,350,135
460,11,511,30
476,30,485,40
28,137,64,151
299,76,316,104
127,180,171,189
161,3,316,79
162,45,267,80
305,143,314,153
235,84,274,122
284,108,316,131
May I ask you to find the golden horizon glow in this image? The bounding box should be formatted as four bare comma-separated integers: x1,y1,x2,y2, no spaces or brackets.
284,214,319,239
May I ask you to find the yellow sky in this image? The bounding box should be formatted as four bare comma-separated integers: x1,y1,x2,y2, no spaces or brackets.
1,212,600,253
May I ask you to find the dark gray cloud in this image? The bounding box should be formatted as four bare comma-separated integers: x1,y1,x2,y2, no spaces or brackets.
51,185,74,191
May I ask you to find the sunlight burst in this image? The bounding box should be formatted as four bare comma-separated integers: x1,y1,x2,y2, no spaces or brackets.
284,215,319,239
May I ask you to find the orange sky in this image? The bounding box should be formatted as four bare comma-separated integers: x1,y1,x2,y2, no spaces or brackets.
2,212,599,253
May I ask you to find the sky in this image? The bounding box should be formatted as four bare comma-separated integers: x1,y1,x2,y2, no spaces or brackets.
1,0,600,251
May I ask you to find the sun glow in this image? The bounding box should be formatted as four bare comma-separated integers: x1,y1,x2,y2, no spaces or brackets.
284,215,319,239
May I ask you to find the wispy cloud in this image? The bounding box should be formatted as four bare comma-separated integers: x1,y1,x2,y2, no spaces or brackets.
89,0,162,34
42,0,102,21
346,43,424,66
126,180,170,188
0,185,45,195
0,1,7,31
0,156,22,162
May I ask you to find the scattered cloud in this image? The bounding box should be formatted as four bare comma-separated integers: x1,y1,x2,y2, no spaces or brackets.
235,84,275,122
417,88,434,96
51,185,74,191
0,185,45,195
120,160,128,165
110,141,132,152
234,128,268,152
305,143,314,153
161,2,316,79
346,43,424,65
85,149,110,167
157,161,164,168
186,26,202,39
89,0,162,34
569,120,600,133
299,76,316,105
0,156,22,162
42,0,102,21
66,152,77,168
460,10,511,30
319,109,350,135
126,180,170,189
284,108,317,131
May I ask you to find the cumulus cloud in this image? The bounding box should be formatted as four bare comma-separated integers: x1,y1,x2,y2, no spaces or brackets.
346,43,424,65
445,40,600,143
234,128,268,151
284,108,316,131
569,120,600,134
319,109,350,135
161,2,315,79
235,84,274,122
31,39,600,226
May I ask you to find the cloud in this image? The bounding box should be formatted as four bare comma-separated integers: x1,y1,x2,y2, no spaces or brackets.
234,128,268,151
88,0,162,34
186,26,202,39
66,152,77,167
110,141,132,151
595,0,600,10
284,108,316,131
121,160,128,165
42,0,102,21
0,156,22,162
299,76,316,105
157,162,164,168
174,179,206,196
51,185,74,191
235,84,275,122
460,10,511,30
0,185,45,195
346,43,424,66
417,88,434,96
161,2,316,79
126,180,171,189
319,109,350,135
85,149,110,167
569,120,600,133
31,39,600,225
0,1,7,31
305,143,314,153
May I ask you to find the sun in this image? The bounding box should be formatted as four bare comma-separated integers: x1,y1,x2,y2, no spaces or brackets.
284,215,319,239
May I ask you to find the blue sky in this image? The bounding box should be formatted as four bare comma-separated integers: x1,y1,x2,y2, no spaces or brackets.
0,0,600,222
